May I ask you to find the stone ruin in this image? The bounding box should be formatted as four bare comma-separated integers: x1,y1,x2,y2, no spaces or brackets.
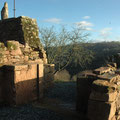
0,16,54,105
1,2,8,20
76,62,120,120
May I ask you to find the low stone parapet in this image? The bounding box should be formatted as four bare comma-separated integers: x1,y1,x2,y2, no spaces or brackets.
77,65,120,120
0,63,44,105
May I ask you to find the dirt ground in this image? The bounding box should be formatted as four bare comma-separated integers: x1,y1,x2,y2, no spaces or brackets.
33,81,87,120
0,80,87,120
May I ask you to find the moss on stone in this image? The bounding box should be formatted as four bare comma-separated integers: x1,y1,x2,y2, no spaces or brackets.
20,16,42,50
0,53,3,58
0,42,6,51
7,42,17,50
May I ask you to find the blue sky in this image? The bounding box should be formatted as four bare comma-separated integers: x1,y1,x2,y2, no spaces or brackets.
0,0,120,42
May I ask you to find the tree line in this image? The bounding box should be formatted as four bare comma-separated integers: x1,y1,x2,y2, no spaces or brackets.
39,26,120,75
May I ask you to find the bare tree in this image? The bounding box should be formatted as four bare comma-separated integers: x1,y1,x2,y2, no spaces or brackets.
39,26,94,72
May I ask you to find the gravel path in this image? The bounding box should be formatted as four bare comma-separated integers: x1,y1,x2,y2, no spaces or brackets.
0,105,65,120
0,81,86,120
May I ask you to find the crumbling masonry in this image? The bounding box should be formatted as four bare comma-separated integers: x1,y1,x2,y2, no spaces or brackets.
0,16,54,105
77,62,120,120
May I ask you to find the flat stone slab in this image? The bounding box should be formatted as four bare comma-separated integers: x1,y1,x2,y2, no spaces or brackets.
94,67,115,75
78,70,97,79
98,73,119,82
90,91,117,102
92,80,117,93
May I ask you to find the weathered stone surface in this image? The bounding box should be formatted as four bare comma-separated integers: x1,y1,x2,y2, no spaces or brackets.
78,70,97,78
76,75,97,113
1,2,8,20
77,66,120,120
87,100,116,120
90,91,117,102
97,73,119,82
92,80,117,93
94,67,115,75
111,116,116,120
107,62,117,68
1,63,44,105
116,91,120,112
44,64,55,89
44,64,55,73
0,16,42,49
0,15,54,106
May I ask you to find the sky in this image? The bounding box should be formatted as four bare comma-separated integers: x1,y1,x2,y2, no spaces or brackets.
0,0,120,42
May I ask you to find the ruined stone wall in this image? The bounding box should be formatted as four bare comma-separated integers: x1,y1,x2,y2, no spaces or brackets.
0,16,47,64
0,41,42,65
0,16,54,105
0,63,44,105
0,16,40,48
44,64,55,89
77,64,120,120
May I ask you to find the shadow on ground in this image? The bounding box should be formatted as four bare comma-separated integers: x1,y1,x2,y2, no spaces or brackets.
0,81,87,120
33,81,87,120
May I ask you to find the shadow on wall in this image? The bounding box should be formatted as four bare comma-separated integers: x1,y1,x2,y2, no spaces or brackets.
0,76,44,106
0,64,44,106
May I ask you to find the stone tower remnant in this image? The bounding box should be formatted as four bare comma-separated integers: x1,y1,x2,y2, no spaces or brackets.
0,16,54,105
1,2,9,20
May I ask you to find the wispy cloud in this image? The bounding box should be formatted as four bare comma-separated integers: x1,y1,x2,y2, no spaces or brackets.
75,21,94,31
95,27,113,42
100,27,112,37
85,27,93,31
82,16,91,19
43,18,62,24
76,21,93,27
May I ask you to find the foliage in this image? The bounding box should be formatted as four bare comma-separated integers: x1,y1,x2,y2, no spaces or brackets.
86,41,120,69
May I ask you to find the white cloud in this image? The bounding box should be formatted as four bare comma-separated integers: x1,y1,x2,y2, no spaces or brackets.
94,27,113,42
76,21,93,27
75,21,94,31
85,27,93,31
82,16,91,19
100,28,112,37
44,18,62,24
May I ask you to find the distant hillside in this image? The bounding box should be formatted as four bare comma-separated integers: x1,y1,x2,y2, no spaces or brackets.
66,41,120,75
87,41,120,67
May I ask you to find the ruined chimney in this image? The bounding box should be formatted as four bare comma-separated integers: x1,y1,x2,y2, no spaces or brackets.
1,2,9,20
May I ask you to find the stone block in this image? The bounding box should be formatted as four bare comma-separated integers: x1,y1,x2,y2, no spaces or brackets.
111,116,116,120
44,73,54,82
76,75,97,113
94,67,114,75
44,64,55,73
87,100,116,120
92,80,117,93
89,91,117,102
116,91,120,111
0,63,44,105
117,115,120,120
